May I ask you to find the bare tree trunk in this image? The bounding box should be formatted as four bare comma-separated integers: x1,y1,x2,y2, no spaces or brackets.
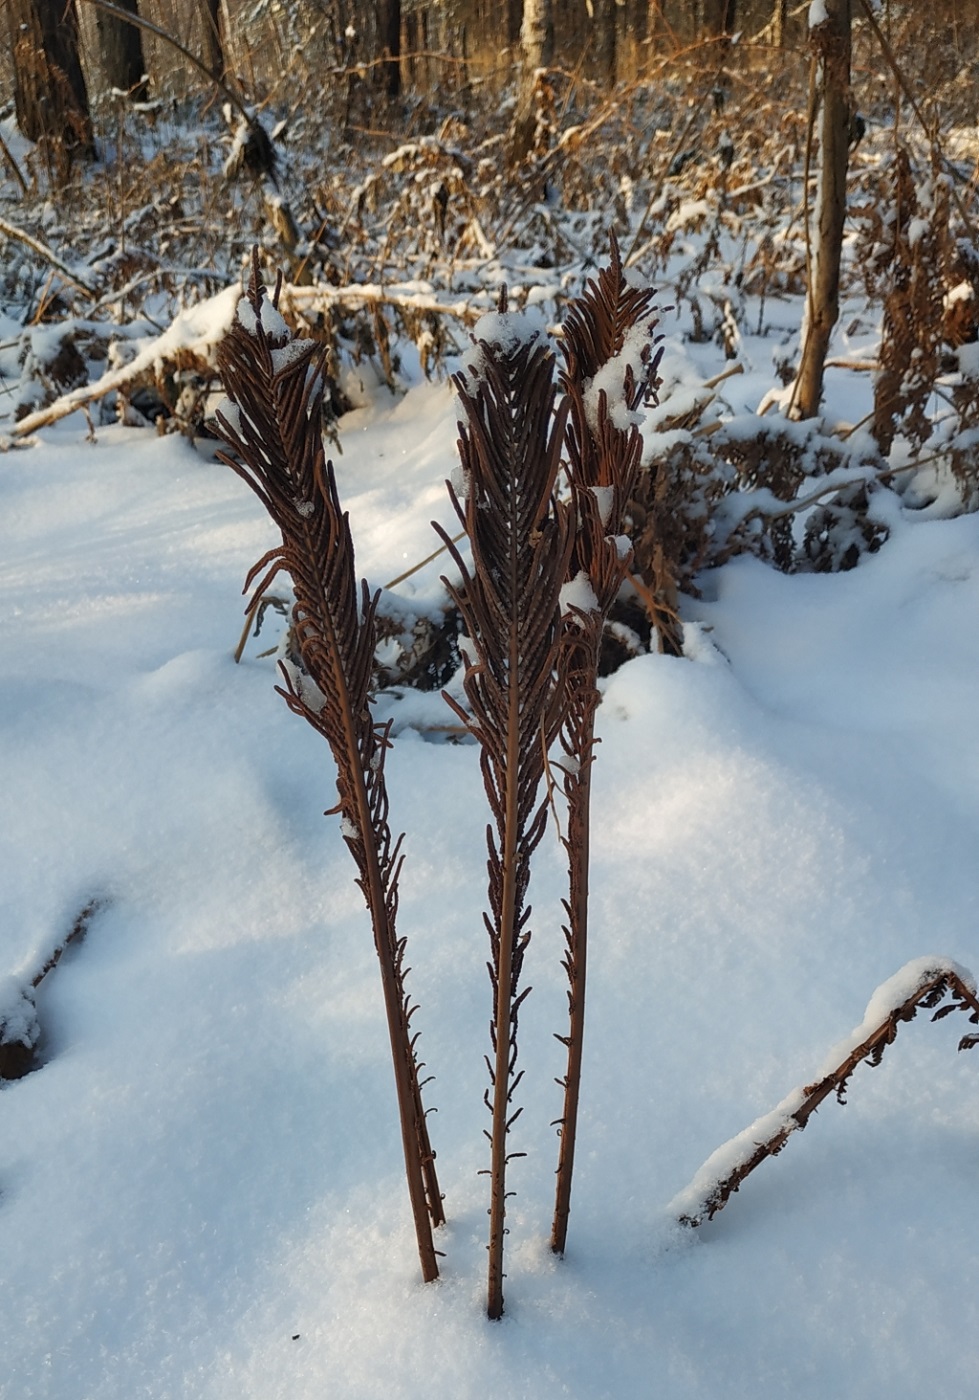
509,0,554,165
374,0,402,98
8,0,93,159
200,0,225,80
773,0,788,46
97,0,148,100
594,0,618,87
794,0,853,420
703,0,737,39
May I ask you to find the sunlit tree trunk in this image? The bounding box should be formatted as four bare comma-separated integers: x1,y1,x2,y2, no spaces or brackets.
7,0,93,158
509,0,553,164
794,0,853,419
97,0,148,101
773,0,788,46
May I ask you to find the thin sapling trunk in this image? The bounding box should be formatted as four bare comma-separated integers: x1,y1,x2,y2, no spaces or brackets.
213,257,443,1283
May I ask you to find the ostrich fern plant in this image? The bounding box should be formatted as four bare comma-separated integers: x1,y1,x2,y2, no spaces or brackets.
213,256,443,1283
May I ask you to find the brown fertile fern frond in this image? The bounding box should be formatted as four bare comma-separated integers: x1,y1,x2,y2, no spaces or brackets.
435,292,573,1320
550,234,663,1257
560,232,664,617
213,255,443,1283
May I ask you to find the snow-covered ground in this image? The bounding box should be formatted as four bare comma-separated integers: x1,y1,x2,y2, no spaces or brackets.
2,333,978,1398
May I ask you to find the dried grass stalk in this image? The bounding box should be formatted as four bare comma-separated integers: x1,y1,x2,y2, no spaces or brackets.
214,255,443,1283
435,292,572,1319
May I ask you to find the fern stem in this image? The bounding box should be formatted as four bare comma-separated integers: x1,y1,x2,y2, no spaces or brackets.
550,649,599,1255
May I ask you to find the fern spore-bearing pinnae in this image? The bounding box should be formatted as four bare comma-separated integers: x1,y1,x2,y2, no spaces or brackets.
213,252,443,1284
551,234,663,1257
435,290,572,1320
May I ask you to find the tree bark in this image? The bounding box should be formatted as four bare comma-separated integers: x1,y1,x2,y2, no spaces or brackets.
594,0,618,87
97,0,148,100
794,0,853,420
509,0,554,165
374,0,402,99
772,0,788,47
200,0,225,80
7,0,93,158
703,0,737,38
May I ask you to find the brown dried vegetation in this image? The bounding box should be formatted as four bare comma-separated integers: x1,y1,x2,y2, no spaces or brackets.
213,257,444,1283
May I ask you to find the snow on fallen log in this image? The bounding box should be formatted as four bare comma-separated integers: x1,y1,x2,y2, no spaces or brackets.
11,279,491,438
11,284,242,437
671,956,979,1227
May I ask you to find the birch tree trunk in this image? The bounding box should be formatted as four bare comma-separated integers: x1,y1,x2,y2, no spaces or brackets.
509,0,554,165
793,0,853,420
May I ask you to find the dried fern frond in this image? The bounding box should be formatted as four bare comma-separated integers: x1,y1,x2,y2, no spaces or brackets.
435,292,572,1320
213,253,443,1283
672,958,979,1228
550,234,663,1257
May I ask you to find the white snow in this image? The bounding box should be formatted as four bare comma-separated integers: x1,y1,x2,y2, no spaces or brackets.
0,976,38,1046
2,327,979,1400
271,339,316,373
584,321,652,435
589,483,615,527
461,306,548,378
559,570,601,621
237,293,290,342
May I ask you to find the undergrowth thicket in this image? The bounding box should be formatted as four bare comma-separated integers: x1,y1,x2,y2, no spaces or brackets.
3,13,977,659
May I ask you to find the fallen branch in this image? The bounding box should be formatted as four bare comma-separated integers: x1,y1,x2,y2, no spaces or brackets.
0,215,99,294
12,279,489,438
280,282,489,326
10,283,242,436
672,957,979,1227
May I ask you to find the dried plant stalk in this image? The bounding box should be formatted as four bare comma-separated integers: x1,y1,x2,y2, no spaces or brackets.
550,235,662,1256
214,255,443,1283
672,959,979,1228
435,293,572,1319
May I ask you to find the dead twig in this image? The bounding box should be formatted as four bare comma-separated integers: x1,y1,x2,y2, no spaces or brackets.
0,215,99,294
673,958,979,1227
